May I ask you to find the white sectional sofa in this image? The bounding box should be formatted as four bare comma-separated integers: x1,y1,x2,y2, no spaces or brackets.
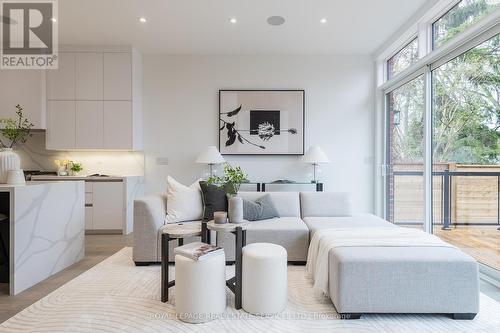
133,191,479,319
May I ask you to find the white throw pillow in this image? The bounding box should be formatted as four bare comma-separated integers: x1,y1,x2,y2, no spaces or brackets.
165,176,203,223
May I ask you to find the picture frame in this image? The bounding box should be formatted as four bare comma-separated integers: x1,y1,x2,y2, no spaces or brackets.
218,90,305,155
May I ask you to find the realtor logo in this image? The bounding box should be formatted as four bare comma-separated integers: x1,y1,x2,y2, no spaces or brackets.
0,0,58,69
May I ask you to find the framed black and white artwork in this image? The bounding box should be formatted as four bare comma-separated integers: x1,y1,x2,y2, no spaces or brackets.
218,90,305,155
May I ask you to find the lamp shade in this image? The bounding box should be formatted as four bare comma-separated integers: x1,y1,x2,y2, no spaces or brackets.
302,146,330,164
196,146,225,164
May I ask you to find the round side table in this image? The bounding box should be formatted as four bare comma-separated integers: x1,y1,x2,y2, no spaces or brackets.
160,222,201,303
207,221,250,309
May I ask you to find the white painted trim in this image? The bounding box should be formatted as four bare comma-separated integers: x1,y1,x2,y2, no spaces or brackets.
380,9,500,91
423,67,432,234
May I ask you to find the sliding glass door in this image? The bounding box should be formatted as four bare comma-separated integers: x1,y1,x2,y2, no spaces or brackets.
431,34,500,271
386,76,425,229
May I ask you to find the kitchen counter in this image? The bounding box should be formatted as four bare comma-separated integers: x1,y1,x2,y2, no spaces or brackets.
30,175,144,234
30,175,141,181
0,181,85,295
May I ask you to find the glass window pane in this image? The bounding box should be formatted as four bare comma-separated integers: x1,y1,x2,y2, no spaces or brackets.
386,76,425,229
432,34,500,270
433,0,500,48
387,38,419,79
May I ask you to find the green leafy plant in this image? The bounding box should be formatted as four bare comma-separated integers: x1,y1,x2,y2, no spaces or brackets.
207,163,248,195
0,105,34,149
70,162,83,174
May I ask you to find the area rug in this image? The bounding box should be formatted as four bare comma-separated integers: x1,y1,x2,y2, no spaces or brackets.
1,247,499,333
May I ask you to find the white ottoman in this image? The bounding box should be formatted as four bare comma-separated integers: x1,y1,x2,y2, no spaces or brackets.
175,250,226,323
242,243,287,315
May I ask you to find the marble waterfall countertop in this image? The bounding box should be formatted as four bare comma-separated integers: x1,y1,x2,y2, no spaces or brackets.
0,181,85,295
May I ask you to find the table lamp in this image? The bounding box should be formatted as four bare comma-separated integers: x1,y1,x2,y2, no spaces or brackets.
196,146,225,178
302,146,330,183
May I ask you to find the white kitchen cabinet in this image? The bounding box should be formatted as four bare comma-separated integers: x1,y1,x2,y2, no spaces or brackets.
85,207,93,230
31,176,144,234
103,101,132,149
46,101,75,150
76,52,103,100
91,182,124,230
75,101,103,149
103,52,132,100
45,47,142,150
0,70,46,129
46,53,76,100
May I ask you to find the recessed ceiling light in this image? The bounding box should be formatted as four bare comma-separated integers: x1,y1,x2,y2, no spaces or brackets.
139,17,147,23
50,17,57,22
229,18,237,24
267,16,285,26
320,18,327,24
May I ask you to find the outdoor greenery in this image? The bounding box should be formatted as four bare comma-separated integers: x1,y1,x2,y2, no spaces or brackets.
391,1,499,165
433,0,500,48
207,163,248,195
0,104,34,149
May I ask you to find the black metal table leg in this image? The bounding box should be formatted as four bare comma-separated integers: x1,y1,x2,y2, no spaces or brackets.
235,226,243,310
161,233,169,303
242,229,246,247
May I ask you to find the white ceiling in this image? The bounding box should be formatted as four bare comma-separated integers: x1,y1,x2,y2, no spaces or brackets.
58,0,432,55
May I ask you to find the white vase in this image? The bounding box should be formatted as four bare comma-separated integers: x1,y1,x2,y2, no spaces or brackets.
0,148,21,183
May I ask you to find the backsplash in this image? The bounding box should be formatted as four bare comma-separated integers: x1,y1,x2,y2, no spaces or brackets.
15,132,144,176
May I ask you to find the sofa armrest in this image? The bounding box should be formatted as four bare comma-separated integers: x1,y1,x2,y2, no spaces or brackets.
133,193,167,263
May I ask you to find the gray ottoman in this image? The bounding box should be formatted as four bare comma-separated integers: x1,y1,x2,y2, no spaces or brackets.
328,246,479,320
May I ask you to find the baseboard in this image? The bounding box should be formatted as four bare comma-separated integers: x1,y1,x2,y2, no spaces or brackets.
479,263,500,288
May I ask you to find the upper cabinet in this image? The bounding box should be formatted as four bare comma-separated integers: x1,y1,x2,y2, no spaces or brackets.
103,53,132,100
46,47,142,151
0,70,46,129
76,53,103,100
47,53,76,100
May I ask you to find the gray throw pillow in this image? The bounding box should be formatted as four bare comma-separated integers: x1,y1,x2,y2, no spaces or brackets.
243,194,280,221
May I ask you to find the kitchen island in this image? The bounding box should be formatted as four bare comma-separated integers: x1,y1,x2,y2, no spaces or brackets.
0,181,84,295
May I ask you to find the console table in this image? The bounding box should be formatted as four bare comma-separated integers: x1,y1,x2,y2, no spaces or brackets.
261,182,323,192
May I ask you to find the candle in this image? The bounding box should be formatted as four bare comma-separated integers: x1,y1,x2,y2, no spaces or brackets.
214,211,227,224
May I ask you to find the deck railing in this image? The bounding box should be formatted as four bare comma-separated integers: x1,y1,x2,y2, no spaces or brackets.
392,170,500,227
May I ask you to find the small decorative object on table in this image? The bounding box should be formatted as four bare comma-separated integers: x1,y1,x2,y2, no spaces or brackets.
228,196,244,223
54,159,69,176
213,211,228,224
69,161,83,176
174,241,223,261
0,105,33,184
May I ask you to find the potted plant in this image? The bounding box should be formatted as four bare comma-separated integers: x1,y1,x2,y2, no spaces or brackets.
208,163,248,223
69,161,83,176
207,163,248,196
0,105,33,183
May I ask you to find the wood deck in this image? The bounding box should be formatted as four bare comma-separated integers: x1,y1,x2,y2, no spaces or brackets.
433,226,500,271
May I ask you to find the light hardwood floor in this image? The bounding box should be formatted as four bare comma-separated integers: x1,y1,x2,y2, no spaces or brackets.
0,234,133,323
433,226,500,271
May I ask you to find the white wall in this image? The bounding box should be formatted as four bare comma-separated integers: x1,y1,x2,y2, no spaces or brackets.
143,55,375,213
